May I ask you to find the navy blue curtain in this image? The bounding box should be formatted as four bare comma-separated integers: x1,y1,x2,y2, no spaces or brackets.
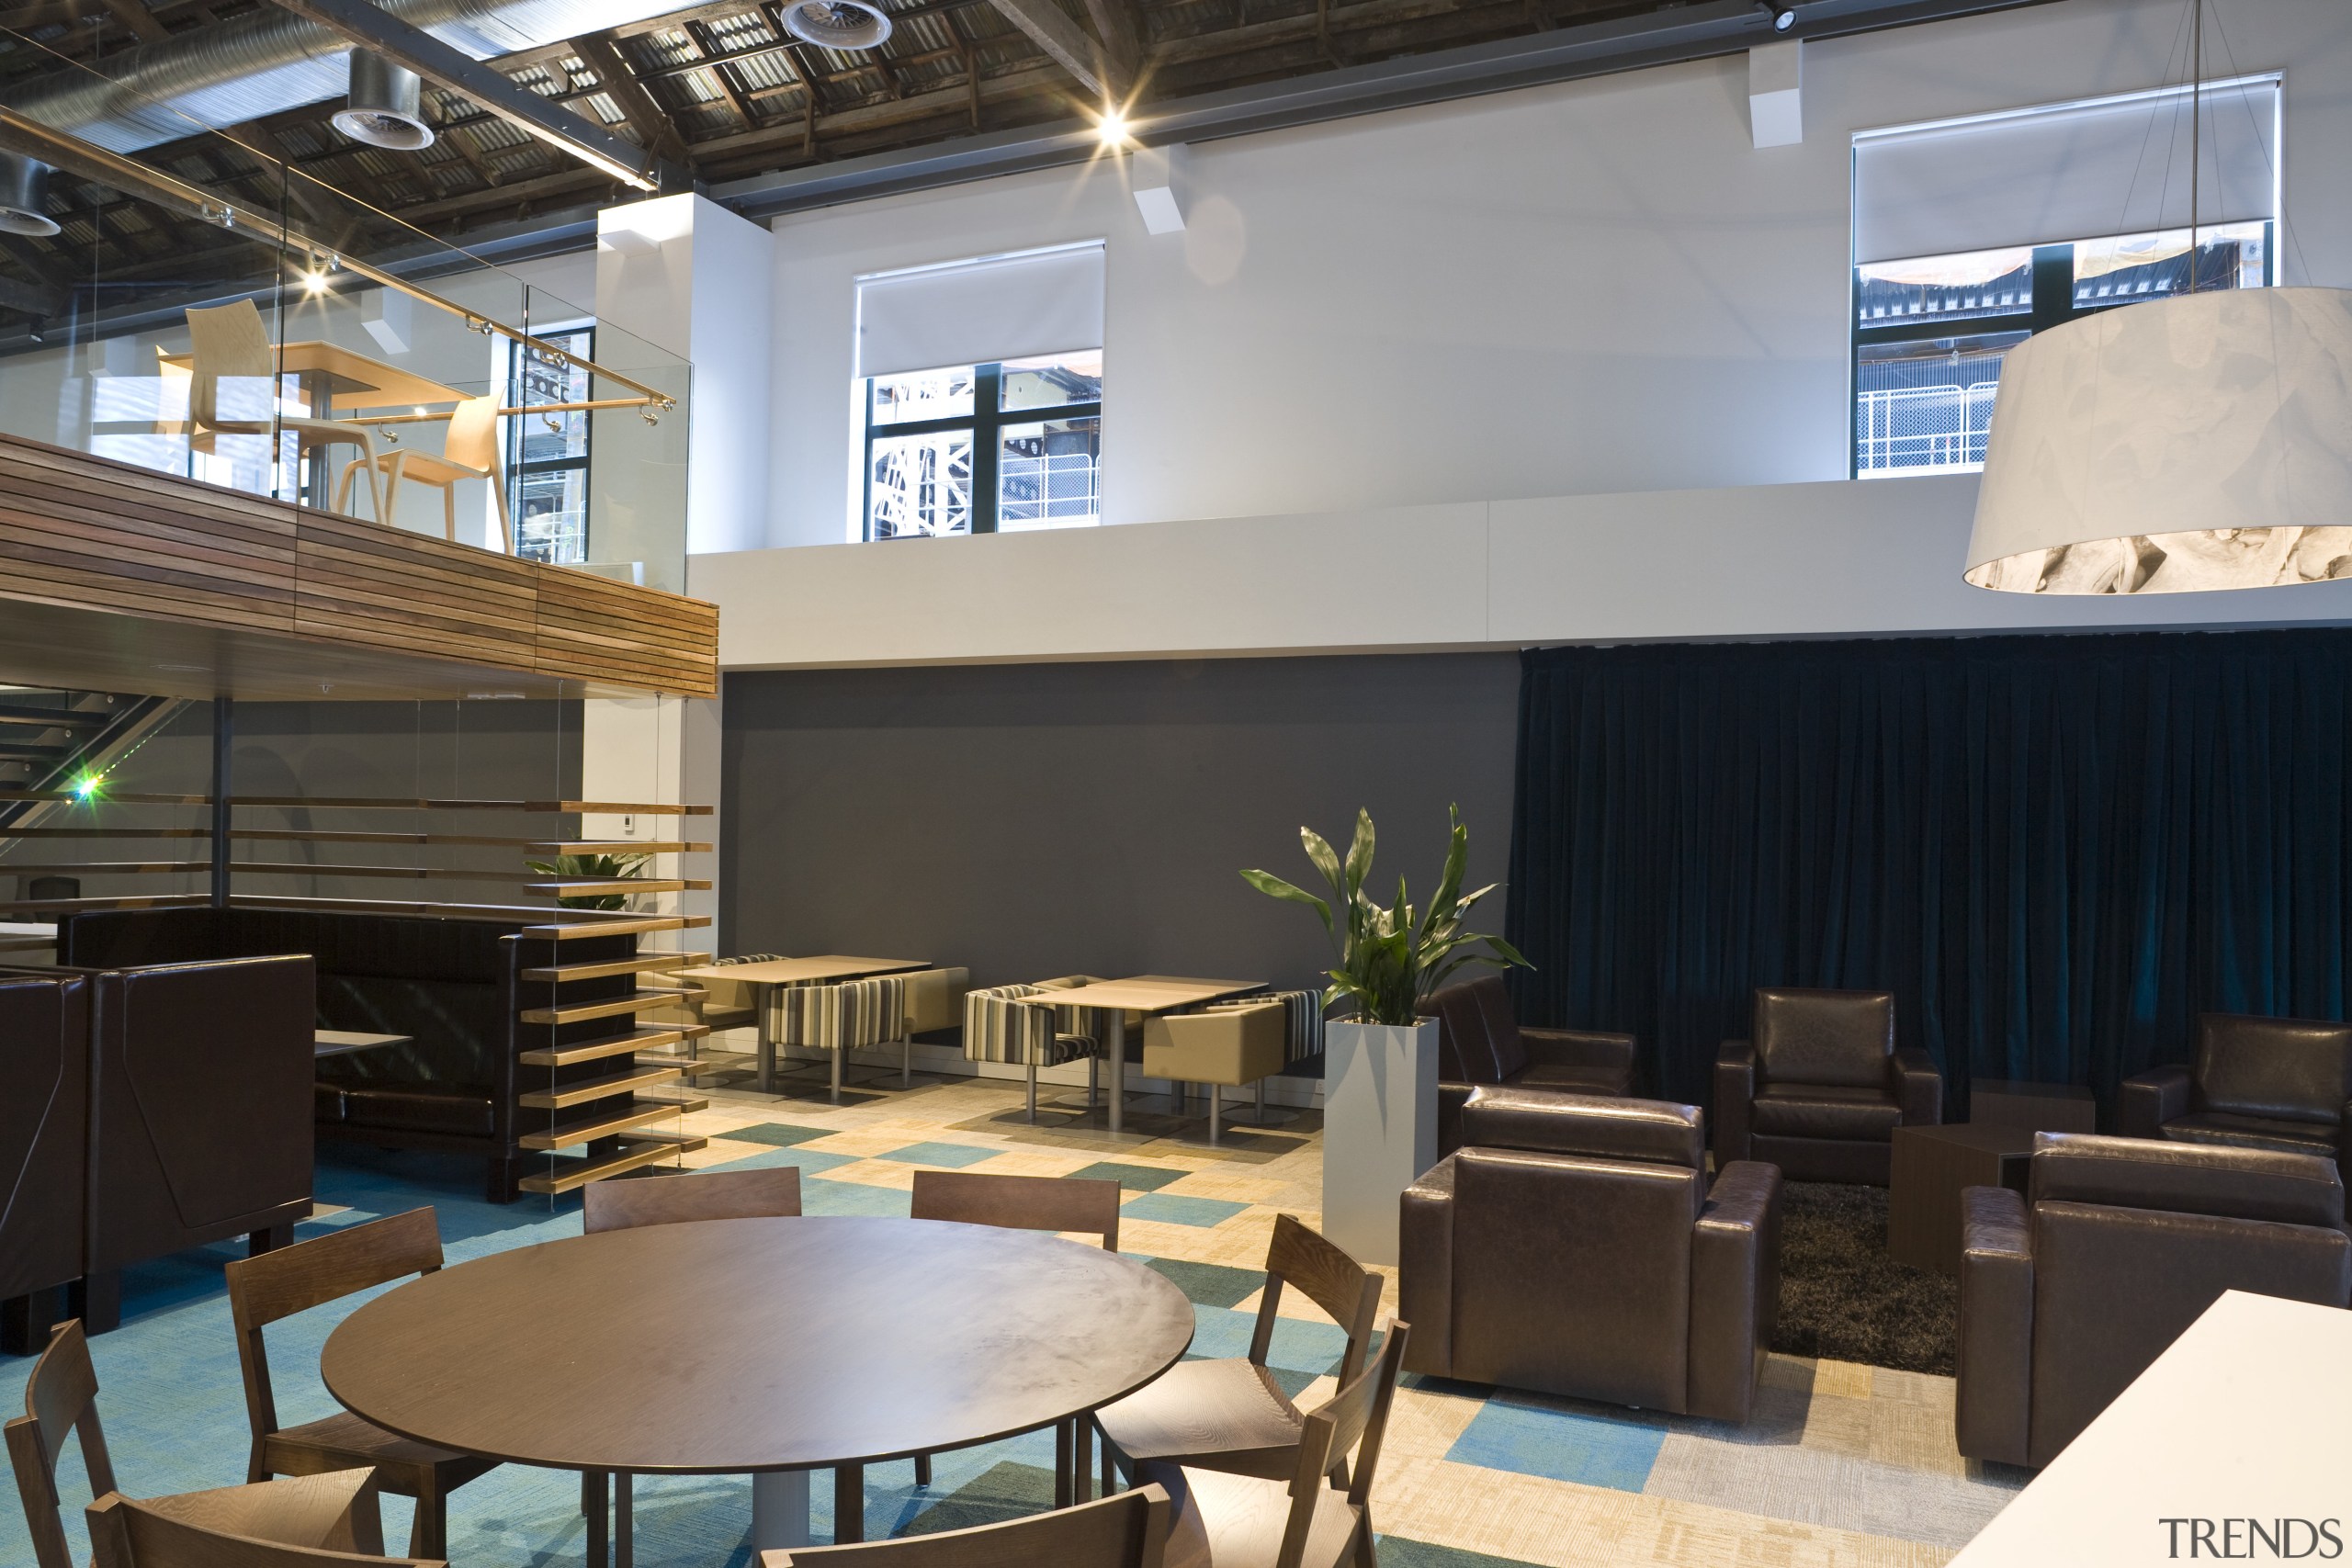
1505,630,2352,1117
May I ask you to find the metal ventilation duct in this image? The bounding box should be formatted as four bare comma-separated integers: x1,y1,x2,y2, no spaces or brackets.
5,0,693,154
334,50,435,149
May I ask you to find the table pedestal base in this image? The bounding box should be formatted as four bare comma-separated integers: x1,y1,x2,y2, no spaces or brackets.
752,1470,810,1551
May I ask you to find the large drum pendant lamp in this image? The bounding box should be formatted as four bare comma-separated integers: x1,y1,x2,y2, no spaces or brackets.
1964,287,2352,593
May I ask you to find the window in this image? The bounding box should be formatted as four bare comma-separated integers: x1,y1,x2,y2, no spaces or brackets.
1851,76,2280,477
864,351,1102,539
506,326,593,562
1852,224,2269,476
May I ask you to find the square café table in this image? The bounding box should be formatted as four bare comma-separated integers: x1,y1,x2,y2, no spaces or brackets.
1022,976,1266,1134
672,955,928,1093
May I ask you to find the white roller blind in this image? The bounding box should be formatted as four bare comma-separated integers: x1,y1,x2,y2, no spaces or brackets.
855,243,1105,380
1853,75,2280,265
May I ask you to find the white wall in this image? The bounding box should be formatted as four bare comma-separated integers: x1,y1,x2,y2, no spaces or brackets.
763,0,2352,551
695,475,2352,670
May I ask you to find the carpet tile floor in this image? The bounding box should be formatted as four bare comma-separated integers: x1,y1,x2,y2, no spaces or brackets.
2,1068,2025,1567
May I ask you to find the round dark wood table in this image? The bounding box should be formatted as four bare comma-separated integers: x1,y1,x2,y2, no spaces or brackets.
320,1215,1194,1559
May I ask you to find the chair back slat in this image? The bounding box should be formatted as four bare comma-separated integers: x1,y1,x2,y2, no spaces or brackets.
1274,1323,1410,1568
909,1170,1120,1251
1249,1215,1382,1383
228,1209,442,1330
583,1166,802,1233
443,395,500,472
87,1478,443,1568
184,301,275,426
10,1319,118,1568
761,1484,1169,1568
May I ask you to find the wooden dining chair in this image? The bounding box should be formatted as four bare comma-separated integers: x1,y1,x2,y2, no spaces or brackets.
184,301,385,523
1096,1214,1381,1492
577,1163,804,1560
222,1209,495,1559
905,1170,1124,1495
756,1483,1172,1567
8,1320,394,1568
582,1164,803,1233
337,395,513,549
86,1468,442,1568
1135,1323,1411,1568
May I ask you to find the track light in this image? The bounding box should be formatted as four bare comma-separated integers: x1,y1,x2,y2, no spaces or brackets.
1096,109,1129,148
1758,1,1796,30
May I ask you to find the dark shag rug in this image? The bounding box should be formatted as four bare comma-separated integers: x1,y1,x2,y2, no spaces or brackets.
1768,1181,1959,1376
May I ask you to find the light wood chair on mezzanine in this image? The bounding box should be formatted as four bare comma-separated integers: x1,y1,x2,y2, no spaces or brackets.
184,300,386,523
8,1321,401,1568
1135,1322,1411,1568
337,395,514,550
757,1483,1172,1568
905,1169,1124,1496
578,1163,806,1562
85,1467,442,1567
1096,1213,1381,1493
222,1209,496,1559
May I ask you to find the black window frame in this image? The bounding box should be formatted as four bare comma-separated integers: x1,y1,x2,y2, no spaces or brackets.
862,358,1102,540
507,323,595,563
1849,223,2274,478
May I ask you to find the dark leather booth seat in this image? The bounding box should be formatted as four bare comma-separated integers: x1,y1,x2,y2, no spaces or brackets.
0,955,312,1345
1956,1134,2351,1468
0,971,87,1351
1715,987,1941,1186
1399,1086,1783,1422
2118,1012,2352,1168
60,907,638,1203
1416,975,1636,1158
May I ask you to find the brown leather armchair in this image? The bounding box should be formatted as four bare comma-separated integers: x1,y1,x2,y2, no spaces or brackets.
1398,1085,1782,1421
1714,987,1940,1185
1956,1134,2351,1468
1416,975,1635,1158
2118,1012,2352,1168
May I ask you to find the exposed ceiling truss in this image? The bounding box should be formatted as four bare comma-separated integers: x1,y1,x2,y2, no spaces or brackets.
0,0,2056,325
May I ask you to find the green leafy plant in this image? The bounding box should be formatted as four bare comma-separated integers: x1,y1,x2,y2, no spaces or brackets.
526,851,651,911
1240,805,1529,1026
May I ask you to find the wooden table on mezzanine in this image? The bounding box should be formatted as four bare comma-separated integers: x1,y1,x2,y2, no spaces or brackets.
1020,976,1268,1135
318,1215,1195,1565
671,955,930,1094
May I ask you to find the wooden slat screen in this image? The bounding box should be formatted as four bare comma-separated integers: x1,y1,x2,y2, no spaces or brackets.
0,433,718,697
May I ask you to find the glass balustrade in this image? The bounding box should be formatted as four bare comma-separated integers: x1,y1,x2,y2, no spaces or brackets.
0,28,690,592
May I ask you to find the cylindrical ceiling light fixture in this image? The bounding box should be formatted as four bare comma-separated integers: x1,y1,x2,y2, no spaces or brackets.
780,0,892,50
332,50,436,151
0,152,61,238
1965,288,2352,594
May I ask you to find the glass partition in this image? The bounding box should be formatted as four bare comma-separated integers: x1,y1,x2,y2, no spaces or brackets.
0,28,689,590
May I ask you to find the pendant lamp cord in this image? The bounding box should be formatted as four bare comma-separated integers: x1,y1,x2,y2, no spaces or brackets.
2188,0,2201,292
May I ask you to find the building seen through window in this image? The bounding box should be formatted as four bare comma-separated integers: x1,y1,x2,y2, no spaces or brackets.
1853,223,2269,476
508,325,594,562
865,351,1102,539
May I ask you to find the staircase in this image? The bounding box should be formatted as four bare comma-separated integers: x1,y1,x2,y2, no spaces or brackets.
0,687,184,834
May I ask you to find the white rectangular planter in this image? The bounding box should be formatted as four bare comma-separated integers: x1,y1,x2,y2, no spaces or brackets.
1320,1017,1440,1266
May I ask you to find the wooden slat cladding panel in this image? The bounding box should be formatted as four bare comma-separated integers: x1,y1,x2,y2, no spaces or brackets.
0,441,299,633
534,569,719,695
0,434,718,697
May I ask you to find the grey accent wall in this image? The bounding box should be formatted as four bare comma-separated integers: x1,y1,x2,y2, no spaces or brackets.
719,653,1521,994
